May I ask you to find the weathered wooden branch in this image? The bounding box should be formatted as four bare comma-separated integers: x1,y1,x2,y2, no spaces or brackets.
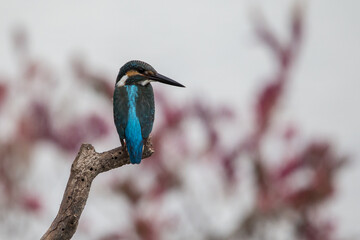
40,139,154,240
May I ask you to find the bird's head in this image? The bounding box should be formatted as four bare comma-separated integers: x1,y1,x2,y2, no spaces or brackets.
115,60,185,88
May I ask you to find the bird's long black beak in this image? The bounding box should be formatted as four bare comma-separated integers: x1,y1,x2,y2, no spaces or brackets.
148,73,185,87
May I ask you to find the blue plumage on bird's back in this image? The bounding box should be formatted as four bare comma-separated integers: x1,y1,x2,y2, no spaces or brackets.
125,85,143,164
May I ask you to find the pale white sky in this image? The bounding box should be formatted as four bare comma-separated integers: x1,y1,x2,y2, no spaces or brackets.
0,0,359,238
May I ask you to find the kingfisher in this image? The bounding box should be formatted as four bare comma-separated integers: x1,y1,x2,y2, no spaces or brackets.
113,60,185,164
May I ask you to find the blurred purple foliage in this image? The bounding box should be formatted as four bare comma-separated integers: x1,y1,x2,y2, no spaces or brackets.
0,83,7,109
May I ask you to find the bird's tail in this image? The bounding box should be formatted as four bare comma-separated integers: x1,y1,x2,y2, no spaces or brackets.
125,118,144,164
126,139,143,164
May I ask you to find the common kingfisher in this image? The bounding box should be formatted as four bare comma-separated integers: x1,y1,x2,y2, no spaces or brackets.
113,60,185,164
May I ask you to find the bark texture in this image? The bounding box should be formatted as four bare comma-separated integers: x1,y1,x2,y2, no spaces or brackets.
41,139,154,240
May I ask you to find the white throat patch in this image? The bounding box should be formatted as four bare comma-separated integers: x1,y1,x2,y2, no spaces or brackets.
116,75,128,87
139,80,152,86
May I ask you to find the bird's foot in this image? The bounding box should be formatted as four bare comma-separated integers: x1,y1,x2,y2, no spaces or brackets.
120,139,127,150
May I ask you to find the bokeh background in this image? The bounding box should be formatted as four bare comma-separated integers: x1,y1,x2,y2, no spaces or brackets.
0,0,359,239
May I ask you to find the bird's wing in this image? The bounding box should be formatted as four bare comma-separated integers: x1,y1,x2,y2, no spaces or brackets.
136,84,155,139
113,86,128,139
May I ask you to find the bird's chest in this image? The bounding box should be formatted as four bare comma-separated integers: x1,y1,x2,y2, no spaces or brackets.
113,84,155,139
125,85,139,117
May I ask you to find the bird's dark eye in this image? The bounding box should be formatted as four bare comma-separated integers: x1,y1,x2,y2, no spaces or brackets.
138,68,145,74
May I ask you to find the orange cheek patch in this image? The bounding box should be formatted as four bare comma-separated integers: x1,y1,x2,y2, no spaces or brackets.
145,70,155,76
126,70,139,77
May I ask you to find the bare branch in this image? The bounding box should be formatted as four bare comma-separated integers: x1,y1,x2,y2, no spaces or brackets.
40,139,154,240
